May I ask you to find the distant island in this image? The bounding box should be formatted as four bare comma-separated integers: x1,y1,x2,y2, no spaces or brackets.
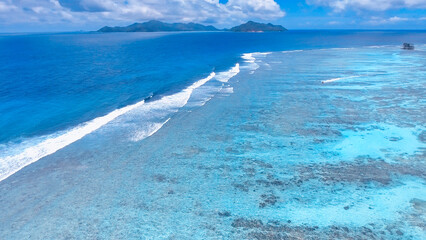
98,20,218,32
229,21,287,32
98,20,287,33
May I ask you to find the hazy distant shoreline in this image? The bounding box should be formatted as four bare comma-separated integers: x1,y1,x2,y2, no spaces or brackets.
98,20,287,33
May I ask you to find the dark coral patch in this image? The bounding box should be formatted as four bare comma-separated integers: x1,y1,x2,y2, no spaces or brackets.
231,218,410,239
295,159,425,186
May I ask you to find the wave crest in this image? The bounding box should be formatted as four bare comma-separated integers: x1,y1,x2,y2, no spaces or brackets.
0,64,244,182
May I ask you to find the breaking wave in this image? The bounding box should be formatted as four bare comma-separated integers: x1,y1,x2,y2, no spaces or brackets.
0,63,246,182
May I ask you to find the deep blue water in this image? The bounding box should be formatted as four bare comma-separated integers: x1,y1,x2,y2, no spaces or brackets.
1,31,425,144
0,31,425,239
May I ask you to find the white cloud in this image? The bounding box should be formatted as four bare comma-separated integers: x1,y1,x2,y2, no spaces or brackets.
0,1,17,12
0,0,77,24
227,0,285,18
388,16,409,22
366,16,421,25
0,0,285,27
307,0,426,11
328,20,339,25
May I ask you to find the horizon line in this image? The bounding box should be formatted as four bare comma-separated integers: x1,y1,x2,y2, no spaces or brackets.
1,29,426,34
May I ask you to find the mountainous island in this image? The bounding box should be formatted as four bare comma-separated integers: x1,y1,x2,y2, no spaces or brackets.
98,20,287,33
229,21,287,32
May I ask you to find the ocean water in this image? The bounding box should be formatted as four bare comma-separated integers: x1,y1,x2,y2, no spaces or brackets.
0,31,425,239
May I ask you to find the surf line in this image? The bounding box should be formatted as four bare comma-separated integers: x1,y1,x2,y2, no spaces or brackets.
321,75,361,84
0,99,147,182
0,72,220,182
0,63,249,183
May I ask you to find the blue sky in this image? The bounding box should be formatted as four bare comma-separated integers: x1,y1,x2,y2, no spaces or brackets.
0,0,425,32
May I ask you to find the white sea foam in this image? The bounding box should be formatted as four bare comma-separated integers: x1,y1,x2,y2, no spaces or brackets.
0,72,218,182
147,72,216,111
242,53,256,63
130,118,170,142
241,53,260,73
0,100,146,182
264,63,271,68
255,52,272,56
321,75,360,84
220,87,234,94
0,64,247,182
330,47,355,50
215,63,240,82
125,73,218,141
316,47,355,52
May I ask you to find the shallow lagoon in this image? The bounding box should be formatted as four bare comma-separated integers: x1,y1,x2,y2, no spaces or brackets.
0,45,425,239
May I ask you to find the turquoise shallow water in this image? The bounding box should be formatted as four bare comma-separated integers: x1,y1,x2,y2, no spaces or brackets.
0,45,425,239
